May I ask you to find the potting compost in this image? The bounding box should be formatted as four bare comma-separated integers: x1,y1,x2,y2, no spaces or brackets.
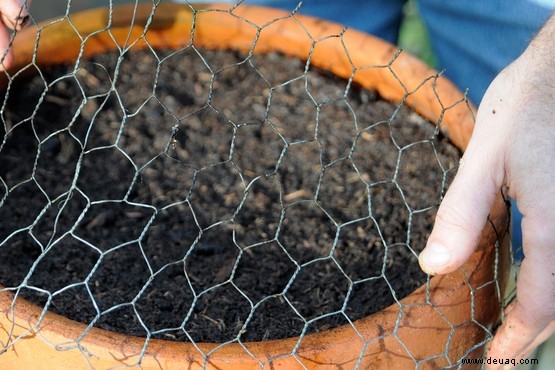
0,48,460,342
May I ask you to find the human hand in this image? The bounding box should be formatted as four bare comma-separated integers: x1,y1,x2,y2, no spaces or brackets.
0,0,32,71
418,13,555,369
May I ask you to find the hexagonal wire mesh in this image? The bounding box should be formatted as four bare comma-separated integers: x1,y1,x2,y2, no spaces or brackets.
0,1,514,369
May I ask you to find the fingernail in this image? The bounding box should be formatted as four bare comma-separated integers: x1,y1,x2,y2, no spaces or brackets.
420,243,451,271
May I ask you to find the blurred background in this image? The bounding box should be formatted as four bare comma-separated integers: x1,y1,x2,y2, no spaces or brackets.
29,0,437,67
29,0,130,21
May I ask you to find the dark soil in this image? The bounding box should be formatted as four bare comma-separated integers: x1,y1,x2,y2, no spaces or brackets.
0,48,460,343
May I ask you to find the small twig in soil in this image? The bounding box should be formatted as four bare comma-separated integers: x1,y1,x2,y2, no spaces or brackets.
201,314,225,331
45,95,70,106
76,67,102,88
347,172,370,184
284,189,311,202
243,169,256,178
58,133,78,165
360,131,377,142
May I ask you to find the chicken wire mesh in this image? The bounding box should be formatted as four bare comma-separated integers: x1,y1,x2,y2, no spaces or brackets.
0,1,513,369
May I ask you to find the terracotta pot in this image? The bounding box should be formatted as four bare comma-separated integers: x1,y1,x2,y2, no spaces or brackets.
0,3,509,369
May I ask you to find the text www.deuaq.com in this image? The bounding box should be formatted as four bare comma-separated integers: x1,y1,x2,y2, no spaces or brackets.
462,357,539,367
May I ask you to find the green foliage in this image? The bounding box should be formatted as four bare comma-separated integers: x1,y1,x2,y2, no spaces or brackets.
398,0,438,68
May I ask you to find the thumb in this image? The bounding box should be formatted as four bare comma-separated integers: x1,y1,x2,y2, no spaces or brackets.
419,138,503,275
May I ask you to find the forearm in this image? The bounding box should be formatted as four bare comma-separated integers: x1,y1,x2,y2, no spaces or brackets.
531,11,555,53
503,11,555,106
521,11,555,76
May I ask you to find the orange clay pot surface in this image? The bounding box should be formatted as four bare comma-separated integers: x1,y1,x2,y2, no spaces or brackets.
0,3,509,370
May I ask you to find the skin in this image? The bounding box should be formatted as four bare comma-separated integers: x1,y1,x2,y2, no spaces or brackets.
419,12,555,369
0,0,31,71
0,0,552,367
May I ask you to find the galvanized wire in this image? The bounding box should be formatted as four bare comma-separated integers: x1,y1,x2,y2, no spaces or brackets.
0,1,511,369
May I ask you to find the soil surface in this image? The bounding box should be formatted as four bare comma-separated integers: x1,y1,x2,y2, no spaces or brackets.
0,48,460,343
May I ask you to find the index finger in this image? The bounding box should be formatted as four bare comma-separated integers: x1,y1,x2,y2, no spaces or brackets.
487,215,555,367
